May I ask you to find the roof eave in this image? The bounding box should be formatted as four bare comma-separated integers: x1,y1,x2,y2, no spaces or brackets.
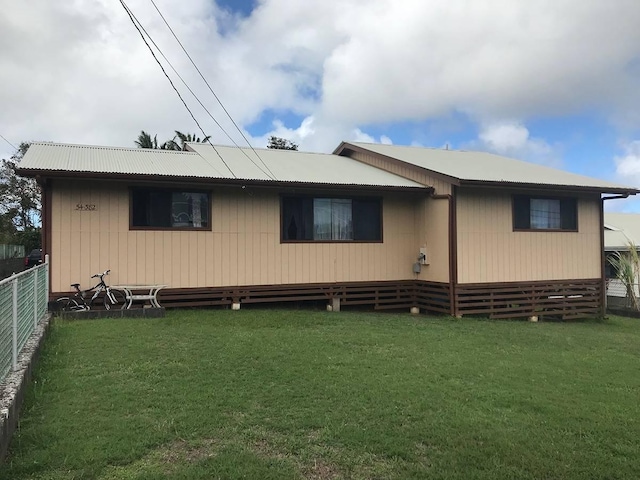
17,169,431,193
458,179,640,195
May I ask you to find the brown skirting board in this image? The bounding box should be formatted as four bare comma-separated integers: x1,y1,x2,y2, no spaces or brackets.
156,280,450,314
455,278,602,320
50,278,603,319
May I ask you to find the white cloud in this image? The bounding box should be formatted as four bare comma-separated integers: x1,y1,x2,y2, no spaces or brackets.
248,117,393,151
471,121,560,166
615,141,640,181
1,0,640,155
320,0,640,126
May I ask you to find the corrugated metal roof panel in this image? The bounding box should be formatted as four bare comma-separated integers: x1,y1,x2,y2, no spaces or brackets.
344,142,637,192
20,142,425,188
187,143,426,186
604,213,640,250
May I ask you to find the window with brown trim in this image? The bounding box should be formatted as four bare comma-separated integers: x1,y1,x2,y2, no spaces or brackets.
281,196,382,242
513,195,577,231
131,187,210,229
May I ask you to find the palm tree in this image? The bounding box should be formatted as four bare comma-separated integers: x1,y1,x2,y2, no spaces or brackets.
134,130,159,149
135,130,209,150
173,131,211,151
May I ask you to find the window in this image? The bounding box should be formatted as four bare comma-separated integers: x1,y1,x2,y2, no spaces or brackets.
282,196,382,242
513,195,577,231
131,188,210,229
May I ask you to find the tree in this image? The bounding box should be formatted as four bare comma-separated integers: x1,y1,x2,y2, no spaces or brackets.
267,136,298,150
134,130,210,151
135,130,160,149
0,142,41,230
0,142,42,249
609,243,640,310
134,130,180,150
173,131,211,151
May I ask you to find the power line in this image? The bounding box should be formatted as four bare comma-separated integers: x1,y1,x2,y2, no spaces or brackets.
128,7,276,180
118,0,237,178
148,0,278,180
0,134,17,151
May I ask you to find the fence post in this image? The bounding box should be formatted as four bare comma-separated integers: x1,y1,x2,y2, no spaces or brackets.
34,267,39,328
12,278,18,370
45,255,49,314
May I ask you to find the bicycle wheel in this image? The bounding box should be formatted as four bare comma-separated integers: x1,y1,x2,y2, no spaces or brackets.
56,297,81,312
104,289,126,310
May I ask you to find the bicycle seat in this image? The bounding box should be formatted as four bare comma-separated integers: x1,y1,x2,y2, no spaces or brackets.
70,283,81,288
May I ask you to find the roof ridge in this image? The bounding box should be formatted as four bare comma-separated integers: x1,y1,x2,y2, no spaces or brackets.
30,142,199,154
350,140,472,154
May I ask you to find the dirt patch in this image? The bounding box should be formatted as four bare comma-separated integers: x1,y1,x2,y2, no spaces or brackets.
161,438,219,464
302,458,342,480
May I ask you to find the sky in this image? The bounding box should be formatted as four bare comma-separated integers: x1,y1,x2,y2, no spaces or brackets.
1,0,640,209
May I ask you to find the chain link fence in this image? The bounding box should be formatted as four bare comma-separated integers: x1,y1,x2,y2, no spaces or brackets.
0,258,49,383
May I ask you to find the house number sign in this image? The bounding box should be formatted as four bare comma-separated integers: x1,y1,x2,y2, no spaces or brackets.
75,203,97,211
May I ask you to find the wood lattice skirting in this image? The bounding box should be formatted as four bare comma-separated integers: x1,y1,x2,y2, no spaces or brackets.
50,278,604,319
155,280,451,315
455,279,602,320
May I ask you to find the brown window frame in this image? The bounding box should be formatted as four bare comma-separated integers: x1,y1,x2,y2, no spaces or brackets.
280,194,383,243
512,194,578,232
129,187,212,231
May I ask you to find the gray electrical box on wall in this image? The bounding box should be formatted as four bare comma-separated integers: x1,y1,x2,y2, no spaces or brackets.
413,262,421,274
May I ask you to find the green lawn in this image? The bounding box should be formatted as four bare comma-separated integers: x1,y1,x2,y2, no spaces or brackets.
3,310,640,479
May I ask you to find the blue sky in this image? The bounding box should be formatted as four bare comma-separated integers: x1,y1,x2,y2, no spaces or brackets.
1,0,640,209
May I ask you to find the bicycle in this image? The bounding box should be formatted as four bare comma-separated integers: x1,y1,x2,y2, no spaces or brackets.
56,270,126,311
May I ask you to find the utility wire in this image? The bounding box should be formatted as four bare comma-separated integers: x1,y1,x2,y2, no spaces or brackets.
118,0,237,178
148,0,278,180
129,8,276,180
0,134,17,151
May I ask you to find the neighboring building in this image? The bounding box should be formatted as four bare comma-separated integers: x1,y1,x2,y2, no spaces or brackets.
604,213,640,255
603,213,640,301
18,141,638,319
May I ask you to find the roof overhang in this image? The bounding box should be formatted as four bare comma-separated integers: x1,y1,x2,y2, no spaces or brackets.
335,141,640,197
18,168,433,195
458,179,640,196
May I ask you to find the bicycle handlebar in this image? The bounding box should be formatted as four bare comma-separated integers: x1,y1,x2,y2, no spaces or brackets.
91,269,111,279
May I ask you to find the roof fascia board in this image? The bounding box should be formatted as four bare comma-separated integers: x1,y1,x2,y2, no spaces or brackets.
334,142,461,187
459,179,640,196
19,169,430,194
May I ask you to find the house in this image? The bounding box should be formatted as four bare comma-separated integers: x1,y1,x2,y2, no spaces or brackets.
604,213,640,255
18,141,638,319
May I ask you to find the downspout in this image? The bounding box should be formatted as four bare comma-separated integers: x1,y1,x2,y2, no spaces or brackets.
430,189,457,316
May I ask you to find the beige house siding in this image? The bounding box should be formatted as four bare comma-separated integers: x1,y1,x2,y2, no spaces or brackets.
346,151,453,195
415,197,450,283
456,188,601,284
49,180,422,292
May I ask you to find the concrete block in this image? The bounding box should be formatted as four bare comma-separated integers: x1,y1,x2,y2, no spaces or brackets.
331,297,340,312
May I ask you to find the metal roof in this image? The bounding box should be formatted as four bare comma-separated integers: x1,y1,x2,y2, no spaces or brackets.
19,142,426,189
338,141,638,193
604,213,640,250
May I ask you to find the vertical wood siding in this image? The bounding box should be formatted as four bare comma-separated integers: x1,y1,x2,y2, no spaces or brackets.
416,198,450,283
50,180,424,292
347,151,453,195
456,188,601,283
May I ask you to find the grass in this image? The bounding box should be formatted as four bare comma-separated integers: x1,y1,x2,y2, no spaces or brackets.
2,309,640,479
